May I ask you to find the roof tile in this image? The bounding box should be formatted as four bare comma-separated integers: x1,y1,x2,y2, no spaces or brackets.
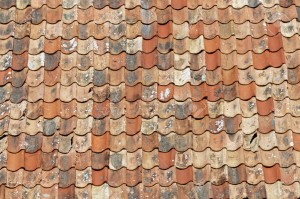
0,1,300,197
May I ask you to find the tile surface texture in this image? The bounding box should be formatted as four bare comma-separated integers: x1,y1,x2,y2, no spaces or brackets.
0,0,300,198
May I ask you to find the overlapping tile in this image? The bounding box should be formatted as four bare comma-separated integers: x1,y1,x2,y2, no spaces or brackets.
0,1,300,198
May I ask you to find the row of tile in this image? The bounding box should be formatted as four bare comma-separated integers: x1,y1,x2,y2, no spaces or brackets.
1,111,299,136
0,96,298,119
1,36,206,55
1,164,300,188
1,3,299,25
1,17,299,40
0,129,298,154
5,35,295,57
1,181,299,199
0,50,294,74
0,35,296,58
2,141,300,170
2,0,300,9
2,63,300,89
7,181,300,199
1,80,300,104
1,19,300,43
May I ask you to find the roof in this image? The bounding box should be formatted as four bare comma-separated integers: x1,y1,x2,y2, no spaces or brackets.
0,0,300,198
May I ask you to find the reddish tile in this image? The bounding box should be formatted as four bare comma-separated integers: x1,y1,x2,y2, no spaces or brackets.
158,149,176,169
7,151,24,171
126,116,141,135
204,37,220,53
263,164,281,184
58,185,75,199
171,0,187,9
24,151,42,171
157,21,172,38
256,98,274,116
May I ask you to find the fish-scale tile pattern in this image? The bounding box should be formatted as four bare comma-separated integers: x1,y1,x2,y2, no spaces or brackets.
0,0,300,198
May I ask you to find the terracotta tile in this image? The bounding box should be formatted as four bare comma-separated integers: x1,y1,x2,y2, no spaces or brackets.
286,50,300,69
125,53,141,71
0,101,10,120
203,21,219,40
263,164,281,184
31,6,47,24
24,151,41,171
30,22,45,40
171,0,186,9
205,0,221,8
124,83,141,102
5,186,23,198
142,167,157,186
286,69,300,88
59,168,76,188
142,133,158,152
61,23,77,40
268,34,283,52
0,38,12,55
44,51,60,71
58,185,75,199
78,1,94,10
157,52,173,70
283,34,300,53
176,167,193,184
0,84,11,103
20,102,37,120
92,132,110,152
0,7,15,24
107,132,126,152
41,185,58,199
142,149,158,170
7,151,24,171
158,149,176,169
73,133,91,153
142,36,157,54
256,98,274,116
44,37,61,54
202,5,218,24
205,50,220,71
24,132,42,152
91,150,109,170
0,22,14,40
43,84,59,102
211,182,230,198
46,6,62,24
77,7,94,24
46,0,61,8
220,21,238,39
0,0,16,8
125,99,141,118
279,0,294,7
14,7,32,24
11,68,27,87
108,53,125,71
92,167,108,186
45,22,62,40
0,52,12,71
156,21,172,39
42,150,58,171
125,116,140,136
189,21,204,40
23,169,42,189
42,133,58,153
57,150,75,171
75,185,92,199
204,36,220,53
